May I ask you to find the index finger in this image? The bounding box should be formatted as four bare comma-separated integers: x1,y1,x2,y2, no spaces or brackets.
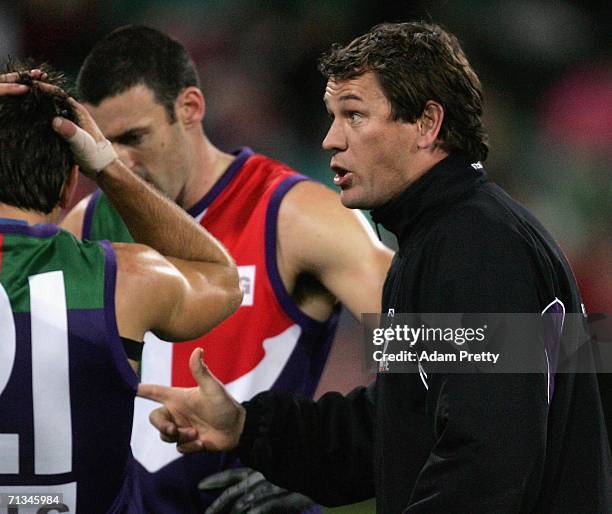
137,382,172,403
31,80,64,95
0,83,28,96
65,97,106,140
0,69,46,83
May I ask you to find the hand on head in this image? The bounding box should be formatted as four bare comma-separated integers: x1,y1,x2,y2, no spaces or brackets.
0,69,46,95
137,348,246,454
51,100,118,179
0,68,117,179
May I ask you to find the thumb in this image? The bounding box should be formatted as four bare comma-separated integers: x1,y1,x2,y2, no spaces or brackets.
52,117,77,139
189,347,216,390
137,382,172,403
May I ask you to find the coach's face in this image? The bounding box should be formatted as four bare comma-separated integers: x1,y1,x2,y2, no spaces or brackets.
83,84,193,205
322,72,421,210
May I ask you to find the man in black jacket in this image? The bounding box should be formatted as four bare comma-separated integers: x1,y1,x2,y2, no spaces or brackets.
138,22,612,513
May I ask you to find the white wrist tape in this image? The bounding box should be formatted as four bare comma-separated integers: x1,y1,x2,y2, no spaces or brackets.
67,124,117,174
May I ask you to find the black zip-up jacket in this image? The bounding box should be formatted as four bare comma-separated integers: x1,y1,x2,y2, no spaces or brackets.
237,154,612,513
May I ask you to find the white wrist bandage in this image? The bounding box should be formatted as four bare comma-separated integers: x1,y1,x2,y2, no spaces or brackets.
67,125,117,174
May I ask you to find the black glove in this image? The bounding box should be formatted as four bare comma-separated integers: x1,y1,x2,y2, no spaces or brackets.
199,467,316,514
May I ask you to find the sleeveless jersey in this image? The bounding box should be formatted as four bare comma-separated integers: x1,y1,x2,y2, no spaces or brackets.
0,221,144,513
82,148,339,511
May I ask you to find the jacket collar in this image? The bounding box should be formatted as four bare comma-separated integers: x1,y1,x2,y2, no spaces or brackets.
371,153,488,242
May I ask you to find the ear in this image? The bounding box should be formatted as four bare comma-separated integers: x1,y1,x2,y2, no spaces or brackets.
58,165,79,209
176,86,205,128
415,100,444,150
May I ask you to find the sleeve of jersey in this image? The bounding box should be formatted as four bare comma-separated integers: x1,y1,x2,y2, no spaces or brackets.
404,212,549,512
237,385,375,506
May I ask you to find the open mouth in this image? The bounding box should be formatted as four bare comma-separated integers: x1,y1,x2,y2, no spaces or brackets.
331,165,353,187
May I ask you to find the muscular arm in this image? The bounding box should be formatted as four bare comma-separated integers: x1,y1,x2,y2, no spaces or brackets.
54,111,242,343
61,188,235,342
277,181,392,320
114,242,241,342
101,158,241,341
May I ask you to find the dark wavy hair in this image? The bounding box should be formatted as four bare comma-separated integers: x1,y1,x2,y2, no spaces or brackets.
0,61,78,213
319,22,489,162
77,25,200,122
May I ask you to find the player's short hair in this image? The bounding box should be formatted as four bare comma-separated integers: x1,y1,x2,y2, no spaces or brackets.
0,61,78,214
319,21,489,162
76,25,200,122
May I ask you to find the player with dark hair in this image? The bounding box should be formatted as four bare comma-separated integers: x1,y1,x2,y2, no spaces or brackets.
0,63,241,513
77,24,200,123
139,22,612,512
61,25,392,514
0,68,79,213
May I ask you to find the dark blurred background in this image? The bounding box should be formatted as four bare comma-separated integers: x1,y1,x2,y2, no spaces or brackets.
4,2,609,508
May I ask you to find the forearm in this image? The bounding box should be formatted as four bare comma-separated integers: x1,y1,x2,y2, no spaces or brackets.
237,386,375,506
97,160,233,267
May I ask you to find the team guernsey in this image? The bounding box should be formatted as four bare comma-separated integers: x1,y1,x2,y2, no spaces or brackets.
0,221,144,513
82,147,340,511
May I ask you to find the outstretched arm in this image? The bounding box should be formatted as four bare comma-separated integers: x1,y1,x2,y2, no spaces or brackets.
138,348,246,452
139,348,376,507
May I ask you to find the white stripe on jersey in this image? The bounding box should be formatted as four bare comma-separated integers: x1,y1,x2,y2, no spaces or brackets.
131,325,302,472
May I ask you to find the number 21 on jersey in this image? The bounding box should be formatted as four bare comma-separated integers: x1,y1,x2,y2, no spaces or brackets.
0,271,72,476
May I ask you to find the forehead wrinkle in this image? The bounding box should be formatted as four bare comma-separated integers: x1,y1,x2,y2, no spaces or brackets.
324,87,363,106
338,93,364,103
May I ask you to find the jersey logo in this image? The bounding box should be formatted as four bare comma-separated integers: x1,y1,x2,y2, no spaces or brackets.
238,265,256,306
471,161,483,170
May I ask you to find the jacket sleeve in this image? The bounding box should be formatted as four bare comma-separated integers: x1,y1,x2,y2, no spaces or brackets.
405,212,550,512
237,383,376,506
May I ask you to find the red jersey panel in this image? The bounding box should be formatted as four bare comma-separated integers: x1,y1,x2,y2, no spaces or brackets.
131,148,339,472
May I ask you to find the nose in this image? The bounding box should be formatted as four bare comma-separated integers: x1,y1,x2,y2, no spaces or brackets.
113,143,136,170
322,119,347,152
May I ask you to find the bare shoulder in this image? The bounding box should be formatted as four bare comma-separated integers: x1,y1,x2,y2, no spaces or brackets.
277,180,388,266
61,194,92,239
112,242,165,297
276,179,392,317
112,242,179,290
113,241,162,266
112,242,176,340
111,242,241,342
279,179,351,219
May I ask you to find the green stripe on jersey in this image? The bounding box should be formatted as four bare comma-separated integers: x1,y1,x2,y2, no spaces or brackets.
1,230,107,312
89,192,134,243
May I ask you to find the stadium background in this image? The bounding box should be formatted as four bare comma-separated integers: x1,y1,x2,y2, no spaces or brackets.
3,1,609,512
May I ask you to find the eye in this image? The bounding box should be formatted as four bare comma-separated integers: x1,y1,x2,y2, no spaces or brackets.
116,133,144,146
348,111,362,123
